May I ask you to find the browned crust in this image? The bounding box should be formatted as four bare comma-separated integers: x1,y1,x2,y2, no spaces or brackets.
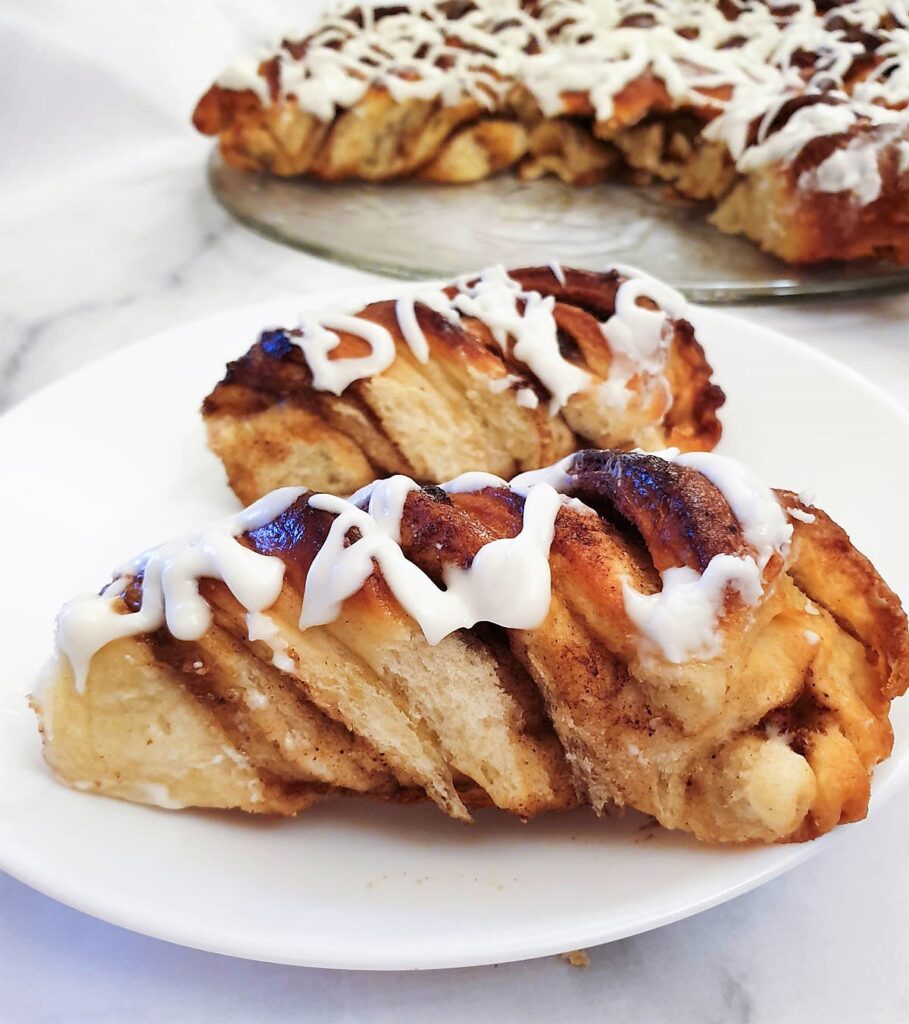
231,451,905,840
40,452,908,842
711,127,909,264
202,266,724,505
195,82,485,181
567,449,747,572
779,490,909,702
193,41,909,266
194,84,258,138
293,452,905,837
662,318,725,452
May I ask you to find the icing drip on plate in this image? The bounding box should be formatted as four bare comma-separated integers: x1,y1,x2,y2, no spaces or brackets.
54,449,796,687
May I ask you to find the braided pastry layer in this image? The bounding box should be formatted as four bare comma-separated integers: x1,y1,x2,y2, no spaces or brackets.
193,1,909,264
203,265,723,503
33,450,908,843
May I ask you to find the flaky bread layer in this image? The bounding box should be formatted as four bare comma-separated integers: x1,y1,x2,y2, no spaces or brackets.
203,266,723,504
35,452,908,843
33,645,323,814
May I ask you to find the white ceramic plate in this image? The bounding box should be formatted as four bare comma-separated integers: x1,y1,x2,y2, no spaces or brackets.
0,286,907,971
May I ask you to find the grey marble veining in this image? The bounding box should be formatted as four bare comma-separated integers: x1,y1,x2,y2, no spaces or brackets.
0,152,383,412
1,3,908,1022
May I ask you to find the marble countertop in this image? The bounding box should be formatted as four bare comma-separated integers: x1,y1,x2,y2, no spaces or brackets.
2,3,909,1021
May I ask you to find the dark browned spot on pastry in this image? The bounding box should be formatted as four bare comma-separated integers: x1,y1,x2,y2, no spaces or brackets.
567,449,747,571
507,266,623,321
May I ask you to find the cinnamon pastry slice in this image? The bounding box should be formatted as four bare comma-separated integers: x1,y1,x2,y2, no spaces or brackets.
33,449,908,843
194,1,909,265
203,264,724,503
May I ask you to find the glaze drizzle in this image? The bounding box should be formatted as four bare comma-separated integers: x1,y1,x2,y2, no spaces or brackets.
293,264,684,414
216,0,909,206
54,449,795,686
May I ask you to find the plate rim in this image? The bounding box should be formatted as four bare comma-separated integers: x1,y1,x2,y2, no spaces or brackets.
1,286,907,970
0,816,831,970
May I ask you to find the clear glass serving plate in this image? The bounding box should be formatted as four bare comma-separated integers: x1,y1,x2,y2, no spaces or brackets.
209,150,909,303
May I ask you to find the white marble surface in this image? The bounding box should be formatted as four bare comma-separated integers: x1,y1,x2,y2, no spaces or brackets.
2,2,909,1021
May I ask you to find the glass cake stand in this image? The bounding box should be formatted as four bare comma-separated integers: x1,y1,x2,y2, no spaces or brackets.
208,150,909,303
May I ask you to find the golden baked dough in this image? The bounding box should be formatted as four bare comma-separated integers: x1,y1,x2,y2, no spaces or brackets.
193,2,909,265
203,265,724,504
33,449,908,843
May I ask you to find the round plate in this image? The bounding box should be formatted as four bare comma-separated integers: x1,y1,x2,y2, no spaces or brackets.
209,151,909,303
0,285,907,971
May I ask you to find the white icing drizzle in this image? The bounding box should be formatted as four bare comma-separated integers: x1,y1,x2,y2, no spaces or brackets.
510,453,599,515
440,471,510,493
511,452,579,496
599,270,686,409
712,89,862,171
801,141,883,206
668,450,793,570
215,0,909,207
56,487,306,692
620,448,792,663
450,265,590,413
350,473,420,542
393,287,459,364
487,376,512,394
289,264,681,416
516,387,540,409
623,556,764,664
602,272,686,367
297,310,397,395
54,469,563,691
300,478,561,643
217,54,270,103
788,505,817,524
394,294,432,365
53,450,798,684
